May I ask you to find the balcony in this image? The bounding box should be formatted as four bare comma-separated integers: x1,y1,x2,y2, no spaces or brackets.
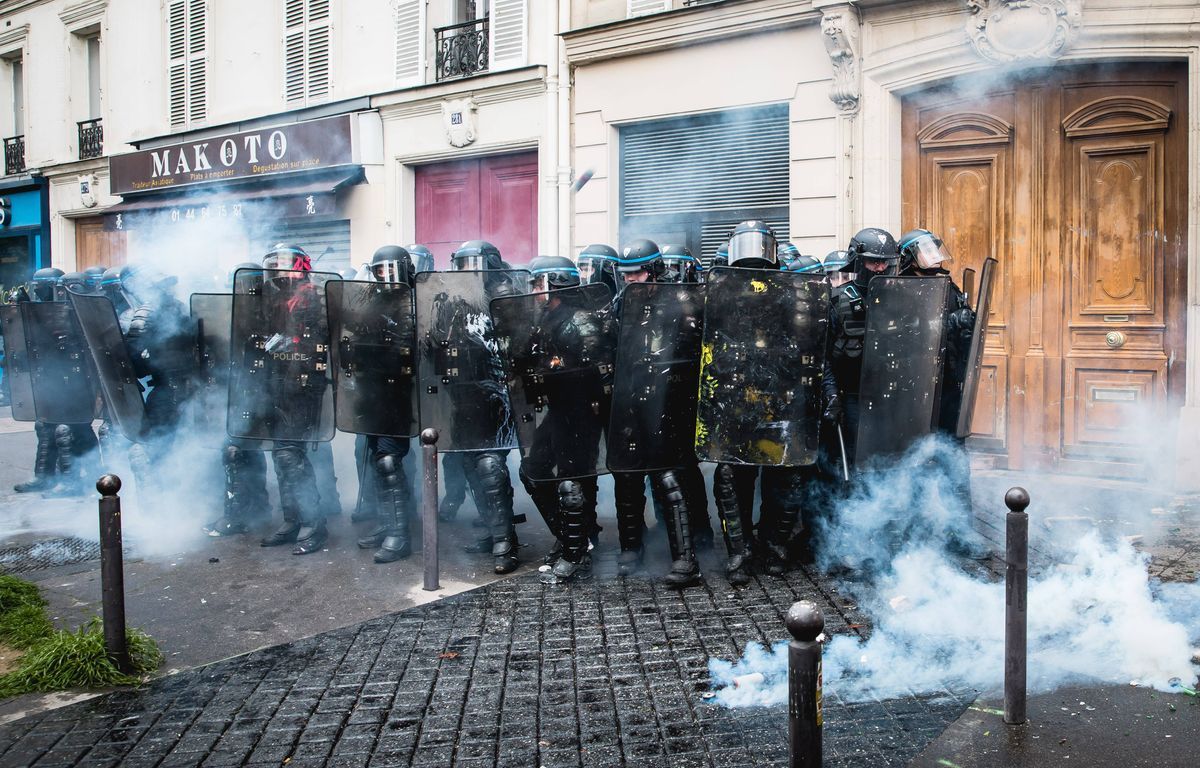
3,135,24,175
78,118,103,160
435,18,489,81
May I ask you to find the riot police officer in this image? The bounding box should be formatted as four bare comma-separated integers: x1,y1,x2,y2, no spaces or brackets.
661,244,701,284
12,269,65,494
405,244,435,274
576,243,619,293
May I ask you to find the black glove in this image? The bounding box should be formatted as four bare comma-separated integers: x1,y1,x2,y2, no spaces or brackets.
822,394,843,424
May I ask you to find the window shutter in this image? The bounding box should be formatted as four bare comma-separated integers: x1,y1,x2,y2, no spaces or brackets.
393,0,423,85
186,0,207,122
306,23,330,99
489,0,525,69
167,0,187,126
627,0,669,18
285,0,332,105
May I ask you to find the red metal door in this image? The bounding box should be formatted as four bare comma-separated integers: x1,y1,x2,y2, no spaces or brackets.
414,152,538,268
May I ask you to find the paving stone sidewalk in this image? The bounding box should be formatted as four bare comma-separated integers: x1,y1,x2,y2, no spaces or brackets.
0,560,978,768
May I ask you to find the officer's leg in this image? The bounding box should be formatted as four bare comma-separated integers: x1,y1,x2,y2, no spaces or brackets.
519,464,562,564
760,467,802,576
370,436,413,563
541,479,592,584
713,463,752,585
15,422,55,493
439,451,468,521
42,424,81,497
265,443,326,555
475,451,518,574
680,461,713,550
312,440,341,517
350,433,377,523
652,469,701,589
613,471,647,574
206,440,251,536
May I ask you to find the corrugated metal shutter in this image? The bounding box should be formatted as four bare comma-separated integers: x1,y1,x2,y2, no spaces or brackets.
259,219,352,273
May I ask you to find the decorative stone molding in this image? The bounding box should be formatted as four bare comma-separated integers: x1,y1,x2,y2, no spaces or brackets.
917,112,1014,149
58,0,108,30
441,97,478,148
0,24,30,55
965,0,1083,63
1061,96,1171,139
820,3,861,115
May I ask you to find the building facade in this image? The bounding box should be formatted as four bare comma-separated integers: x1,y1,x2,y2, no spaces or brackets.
562,0,1200,486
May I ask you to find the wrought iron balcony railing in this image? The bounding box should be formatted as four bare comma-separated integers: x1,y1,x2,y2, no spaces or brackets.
78,118,103,160
435,18,489,81
3,135,24,175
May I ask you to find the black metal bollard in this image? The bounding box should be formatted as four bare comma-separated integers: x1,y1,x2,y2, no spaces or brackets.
786,600,824,768
97,474,133,674
421,429,440,591
1004,486,1030,725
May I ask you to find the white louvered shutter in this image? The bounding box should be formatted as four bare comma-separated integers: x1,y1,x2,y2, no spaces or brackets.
306,0,331,100
393,0,424,85
489,0,526,69
627,0,669,18
168,0,206,127
284,0,332,105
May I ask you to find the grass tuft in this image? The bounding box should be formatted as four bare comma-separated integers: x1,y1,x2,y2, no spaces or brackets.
0,575,46,613
0,620,163,698
0,604,55,649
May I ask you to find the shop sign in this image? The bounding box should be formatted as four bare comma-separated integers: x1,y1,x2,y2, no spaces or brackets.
106,192,335,232
110,114,355,196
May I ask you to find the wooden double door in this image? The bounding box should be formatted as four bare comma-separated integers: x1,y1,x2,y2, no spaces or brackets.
902,62,1188,475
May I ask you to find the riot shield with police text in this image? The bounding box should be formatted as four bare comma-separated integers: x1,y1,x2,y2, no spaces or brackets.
68,292,146,440
696,268,829,466
415,270,530,453
0,305,35,422
23,302,98,425
327,280,418,438
608,282,704,472
491,282,614,480
956,257,997,438
855,275,951,467
227,268,336,443
189,293,234,446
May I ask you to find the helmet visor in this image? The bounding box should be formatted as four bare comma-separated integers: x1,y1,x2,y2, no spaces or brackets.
263,253,295,271
910,235,953,270
454,254,486,271
372,259,402,283
728,232,778,267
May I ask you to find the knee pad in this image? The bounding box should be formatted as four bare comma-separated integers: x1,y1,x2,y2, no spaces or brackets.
274,447,303,473
475,454,509,491
222,444,242,469
374,453,401,487
558,480,584,510
657,470,685,504
54,424,72,445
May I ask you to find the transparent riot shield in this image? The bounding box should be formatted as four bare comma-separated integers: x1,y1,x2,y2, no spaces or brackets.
68,292,146,440
956,258,998,438
326,280,418,438
189,293,234,445
415,270,530,453
696,268,830,466
855,275,952,467
607,282,704,472
491,282,614,480
0,305,35,421
23,302,98,425
226,268,336,443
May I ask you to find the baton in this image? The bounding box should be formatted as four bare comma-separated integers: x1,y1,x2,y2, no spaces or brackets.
836,424,850,482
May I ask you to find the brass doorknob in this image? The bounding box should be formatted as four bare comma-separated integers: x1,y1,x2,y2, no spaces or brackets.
1105,331,1126,349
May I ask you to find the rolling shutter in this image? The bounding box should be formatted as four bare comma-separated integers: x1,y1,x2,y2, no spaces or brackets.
258,219,352,274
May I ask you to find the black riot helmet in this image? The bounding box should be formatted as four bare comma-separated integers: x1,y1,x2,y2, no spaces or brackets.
776,241,802,270
530,255,580,293
616,238,666,283
370,245,414,286
60,272,91,295
29,268,64,302
121,263,177,306
785,254,824,275
82,265,106,292
849,227,899,287
713,241,730,268
99,267,126,303
451,240,503,271
898,228,953,275
405,243,435,274
262,242,312,273
661,244,701,284
728,221,778,269
577,244,618,291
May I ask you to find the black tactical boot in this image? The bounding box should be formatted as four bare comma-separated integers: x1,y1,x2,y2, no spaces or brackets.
372,452,413,563
357,528,386,549
616,546,645,576
657,470,702,590
540,553,591,584
714,464,753,586
293,521,328,555
261,521,301,547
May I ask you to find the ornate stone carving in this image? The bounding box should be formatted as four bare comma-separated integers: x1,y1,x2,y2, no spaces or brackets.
441,97,478,148
965,0,1083,63
820,4,860,115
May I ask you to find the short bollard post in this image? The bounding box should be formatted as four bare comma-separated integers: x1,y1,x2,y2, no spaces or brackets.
421,429,440,591
786,600,824,768
97,475,133,674
1004,486,1030,725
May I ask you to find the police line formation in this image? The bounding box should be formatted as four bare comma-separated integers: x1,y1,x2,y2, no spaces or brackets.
1,221,994,588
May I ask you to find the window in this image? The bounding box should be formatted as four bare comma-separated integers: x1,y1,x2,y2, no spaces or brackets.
284,0,332,105
86,35,101,118
10,57,23,136
167,0,207,127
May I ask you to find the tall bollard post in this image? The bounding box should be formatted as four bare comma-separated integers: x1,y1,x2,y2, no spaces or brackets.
97,475,133,674
1004,486,1030,725
786,600,824,768
421,429,440,591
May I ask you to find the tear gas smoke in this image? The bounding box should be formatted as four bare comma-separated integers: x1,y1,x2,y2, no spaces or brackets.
708,435,1200,707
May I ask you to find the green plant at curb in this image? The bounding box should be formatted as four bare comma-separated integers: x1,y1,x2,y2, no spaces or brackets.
0,574,45,613
0,620,163,698
0,604,55,650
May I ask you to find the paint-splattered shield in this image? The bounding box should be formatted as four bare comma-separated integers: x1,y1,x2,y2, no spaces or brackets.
0,305,36,422
23,301,99,425
855,275,952,467
695,268,829,466
414,270,530,453
956,258,998,438
326,280,418,438
227,268,336,443
491,282,615,480
68,292,147,440
189,293,234,446
607,282,705,472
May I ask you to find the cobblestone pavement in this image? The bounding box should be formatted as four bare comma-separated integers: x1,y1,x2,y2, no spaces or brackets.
0,558,978,768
